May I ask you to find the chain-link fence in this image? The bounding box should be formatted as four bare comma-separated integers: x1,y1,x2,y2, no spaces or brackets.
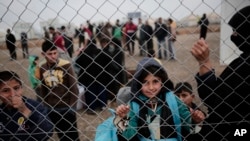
0,0,250,140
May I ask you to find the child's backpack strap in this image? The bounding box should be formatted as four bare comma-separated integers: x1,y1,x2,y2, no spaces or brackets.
166,91,182,141
131,91,182,141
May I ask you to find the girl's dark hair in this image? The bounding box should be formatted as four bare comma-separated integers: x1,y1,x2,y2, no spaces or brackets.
0,71,22,86
137,66,174,93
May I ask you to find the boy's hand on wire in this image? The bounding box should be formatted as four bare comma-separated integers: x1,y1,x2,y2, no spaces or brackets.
190,108,205,123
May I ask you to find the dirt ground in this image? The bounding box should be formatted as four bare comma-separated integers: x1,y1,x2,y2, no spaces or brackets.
0,27,224,140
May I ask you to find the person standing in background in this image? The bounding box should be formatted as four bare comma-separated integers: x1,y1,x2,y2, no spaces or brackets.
198,13,209,39
75,24,85,48
20,32,29,59
167,18,176,60
39,40,80,140
137,18,145,56
154,17,169,60
5,29,17,61
124,18,137,56
112,19,123,42
61,26,74,58
48,26,70,61
87,20,94,35
142,20,154,55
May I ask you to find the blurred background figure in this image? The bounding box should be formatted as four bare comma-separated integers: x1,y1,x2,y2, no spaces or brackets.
198,13,209,39
61,25,74,58
5,29,17,61
20,32,29,59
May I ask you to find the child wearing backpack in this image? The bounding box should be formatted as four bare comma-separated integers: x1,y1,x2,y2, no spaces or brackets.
115,57,193,141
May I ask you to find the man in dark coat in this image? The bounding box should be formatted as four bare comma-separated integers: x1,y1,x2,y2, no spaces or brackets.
154,17,169,59
5,29,17,60
142,20,154,54
61,26,74,58
198,13,209,39
191,6,250,140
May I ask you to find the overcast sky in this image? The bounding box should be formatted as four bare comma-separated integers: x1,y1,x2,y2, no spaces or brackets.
0,0,221,30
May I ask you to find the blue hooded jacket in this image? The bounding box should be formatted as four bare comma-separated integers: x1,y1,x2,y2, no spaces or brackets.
121,57,191,141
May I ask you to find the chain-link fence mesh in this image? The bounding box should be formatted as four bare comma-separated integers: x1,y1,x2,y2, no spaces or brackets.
0,0,250,141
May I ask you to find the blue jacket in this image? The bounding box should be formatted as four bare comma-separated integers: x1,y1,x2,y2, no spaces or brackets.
122,57,191,140
0,97,53,141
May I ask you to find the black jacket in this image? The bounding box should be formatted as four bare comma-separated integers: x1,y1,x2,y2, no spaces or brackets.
195,6,250,140
76,41,113,87
6,33,16,48
154,23,168,40
0,97,53,141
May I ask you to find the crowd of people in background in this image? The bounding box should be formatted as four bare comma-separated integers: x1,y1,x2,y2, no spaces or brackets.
73,16,177,60
4,16,179,62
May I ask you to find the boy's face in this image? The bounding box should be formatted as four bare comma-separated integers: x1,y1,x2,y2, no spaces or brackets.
0,79,23,107
141,73,162,99
176,91,194,107
42,49,58,64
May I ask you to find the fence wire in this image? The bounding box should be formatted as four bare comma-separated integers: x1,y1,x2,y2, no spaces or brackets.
0,0,249,141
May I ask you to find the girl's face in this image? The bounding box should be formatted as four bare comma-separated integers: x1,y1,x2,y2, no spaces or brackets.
141,73,162,98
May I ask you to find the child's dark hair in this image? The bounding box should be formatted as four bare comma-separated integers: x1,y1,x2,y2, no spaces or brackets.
42,40,57,52
0,71,22,86
138,66,174,92
175,82,193,94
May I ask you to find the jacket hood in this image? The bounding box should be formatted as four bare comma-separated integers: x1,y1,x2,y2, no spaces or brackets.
228,6,250,53
130,57,170,95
